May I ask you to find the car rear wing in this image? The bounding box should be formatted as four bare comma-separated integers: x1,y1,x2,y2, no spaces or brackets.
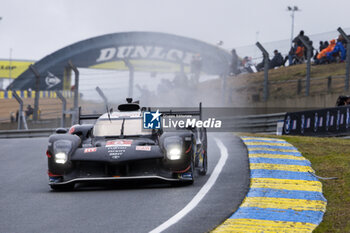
149,102,202,120
77,102,203,124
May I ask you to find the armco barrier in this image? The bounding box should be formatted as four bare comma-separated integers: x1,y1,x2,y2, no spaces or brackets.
0,128,56,138
221,112,286,133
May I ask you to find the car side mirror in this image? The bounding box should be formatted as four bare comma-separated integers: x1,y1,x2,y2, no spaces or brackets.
55,128,68,134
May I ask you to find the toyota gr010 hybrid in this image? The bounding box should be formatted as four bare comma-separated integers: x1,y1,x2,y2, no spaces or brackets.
46,100,207,190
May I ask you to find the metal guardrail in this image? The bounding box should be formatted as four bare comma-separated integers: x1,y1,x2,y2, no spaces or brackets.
220,112,286,133
0,128,56,138
0,112,287,138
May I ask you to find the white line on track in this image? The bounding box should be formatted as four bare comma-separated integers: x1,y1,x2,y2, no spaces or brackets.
149,138,229,233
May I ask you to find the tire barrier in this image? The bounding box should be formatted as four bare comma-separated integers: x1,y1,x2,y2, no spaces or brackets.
213,136,327,233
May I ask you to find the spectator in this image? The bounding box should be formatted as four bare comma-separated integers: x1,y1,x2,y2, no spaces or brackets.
292,30,312,59
269,50,284,69
230,49,239,75
293,30,310,45
323,41,329,50
240,56,257,73
284,45,302,66
10,112,15,123
314,41,328,62
294,41,305,63
319,41,324,51
256,55,270,72
326,39,346,62
315,39,336,64
336,95,350,106
25,104,34,119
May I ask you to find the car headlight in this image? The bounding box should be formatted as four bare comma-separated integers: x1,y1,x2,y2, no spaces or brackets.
167,147,182,160
164,136,183,160
55,152,67,164
53,140,72,164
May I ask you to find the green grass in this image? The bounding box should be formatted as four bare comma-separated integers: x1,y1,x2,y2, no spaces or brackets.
240,133,350,233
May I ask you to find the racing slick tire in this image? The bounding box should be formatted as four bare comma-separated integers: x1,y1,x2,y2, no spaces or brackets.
187,157,195,185
198,150,208,176
198,129,208,176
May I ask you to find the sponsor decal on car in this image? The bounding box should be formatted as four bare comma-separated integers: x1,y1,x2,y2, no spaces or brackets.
107,147,126,158
106,140,133,147
135,146,151,151
84,147,97,153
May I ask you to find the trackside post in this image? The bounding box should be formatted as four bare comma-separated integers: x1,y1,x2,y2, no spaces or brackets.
68,61,79,124
56,91,67,128
256,42,269,101
298,35,312,96
337,27,350,92
29,65,40,121
12,91,28,130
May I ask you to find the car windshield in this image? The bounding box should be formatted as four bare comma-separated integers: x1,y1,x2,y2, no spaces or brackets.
93,118,152,137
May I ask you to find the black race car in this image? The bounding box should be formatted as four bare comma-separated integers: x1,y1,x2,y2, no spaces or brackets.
46,100,207,190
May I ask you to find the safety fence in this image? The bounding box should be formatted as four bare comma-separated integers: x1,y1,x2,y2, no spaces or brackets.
235,27,350,65
233,27,350,102
0,98,74,123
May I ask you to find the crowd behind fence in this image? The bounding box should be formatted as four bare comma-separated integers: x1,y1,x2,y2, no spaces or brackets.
232,27,350,101
0,91,75,128
235,27,350,64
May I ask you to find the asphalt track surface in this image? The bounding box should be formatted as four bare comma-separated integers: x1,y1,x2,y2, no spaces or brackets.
0,133,249,233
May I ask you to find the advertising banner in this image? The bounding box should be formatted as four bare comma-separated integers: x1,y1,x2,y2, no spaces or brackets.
0,60,34,79
282,106,350,136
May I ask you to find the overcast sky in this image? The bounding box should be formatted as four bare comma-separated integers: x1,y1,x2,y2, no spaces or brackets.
0,0,349,60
